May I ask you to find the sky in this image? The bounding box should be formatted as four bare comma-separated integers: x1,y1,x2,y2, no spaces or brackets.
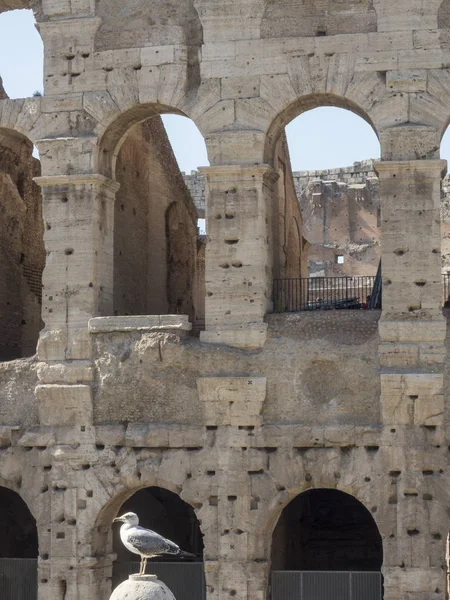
1,9,450,173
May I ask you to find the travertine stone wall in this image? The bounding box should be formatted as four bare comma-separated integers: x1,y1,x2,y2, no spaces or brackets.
2,2,450,600
295,162,380,277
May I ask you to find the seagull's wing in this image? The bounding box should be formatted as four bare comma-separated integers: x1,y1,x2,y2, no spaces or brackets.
126,526,181,557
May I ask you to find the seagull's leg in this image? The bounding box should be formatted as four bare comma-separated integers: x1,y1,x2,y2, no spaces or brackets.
139,557,144,575
142,557,147,574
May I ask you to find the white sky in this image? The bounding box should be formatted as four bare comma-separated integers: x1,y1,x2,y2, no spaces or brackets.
1,9,450,173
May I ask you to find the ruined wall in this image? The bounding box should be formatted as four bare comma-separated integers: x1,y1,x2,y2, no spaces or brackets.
184,171,205,218
114,117,199,321
0,79,44,360
295,161,380,277
91,312,381,427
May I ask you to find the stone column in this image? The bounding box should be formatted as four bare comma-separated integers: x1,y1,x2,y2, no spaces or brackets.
375,160,447,423
199,165,278,349
375,159,448,600
33,174,120,600
375,159,446,325
34,174,119,362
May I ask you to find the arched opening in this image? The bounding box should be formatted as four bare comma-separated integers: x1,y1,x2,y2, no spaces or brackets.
271,489,383,600
0,486,38,599
269,101,382,313
0,9,43,98
0,126,44,360
113,487,205,600
109,112,208,326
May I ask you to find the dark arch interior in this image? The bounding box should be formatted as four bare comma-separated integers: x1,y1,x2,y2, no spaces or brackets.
113,487,204,562
271,489,382,571
0,486,38,557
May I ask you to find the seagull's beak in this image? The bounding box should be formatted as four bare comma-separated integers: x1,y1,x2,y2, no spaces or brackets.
113,517,122,523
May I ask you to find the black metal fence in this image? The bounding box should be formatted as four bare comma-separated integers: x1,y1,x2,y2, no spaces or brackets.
271,571,382,600
273,277,376,313
113,562,206,600
0,559,37,600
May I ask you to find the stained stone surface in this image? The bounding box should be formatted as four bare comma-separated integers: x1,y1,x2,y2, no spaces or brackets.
110,575,176,600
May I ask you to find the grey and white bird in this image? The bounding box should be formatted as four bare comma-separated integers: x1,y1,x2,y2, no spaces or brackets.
113,512,195,575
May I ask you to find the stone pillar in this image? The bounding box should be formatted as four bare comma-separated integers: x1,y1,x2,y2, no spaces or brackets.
375,160,446,324
375,160,447,426
33,174,120,600
375,159,448,600
34,174,119,361
199,165,277,349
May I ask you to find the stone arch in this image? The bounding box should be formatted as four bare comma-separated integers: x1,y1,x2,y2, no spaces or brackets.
261,0,377,39
92,482,205,596
0,1,43,19
96,104,203,320
96,103,185,180
94,0,203,52
0,123,44,360
271,488,383,572
264,93,380,166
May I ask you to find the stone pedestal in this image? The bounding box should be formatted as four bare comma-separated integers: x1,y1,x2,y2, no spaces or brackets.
110,575,177,600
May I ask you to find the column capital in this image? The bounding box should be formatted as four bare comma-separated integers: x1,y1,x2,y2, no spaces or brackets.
34,173,120,193
374,159,447,179
198,164,279,184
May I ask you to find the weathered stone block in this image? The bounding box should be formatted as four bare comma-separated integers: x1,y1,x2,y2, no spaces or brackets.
198,377,266,426
36,384,93,426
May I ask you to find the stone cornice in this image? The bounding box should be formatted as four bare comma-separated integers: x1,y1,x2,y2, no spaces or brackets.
34,173,121,193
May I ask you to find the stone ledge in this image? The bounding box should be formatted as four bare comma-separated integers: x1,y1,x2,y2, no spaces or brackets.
200,324,268,349
88,315,192,334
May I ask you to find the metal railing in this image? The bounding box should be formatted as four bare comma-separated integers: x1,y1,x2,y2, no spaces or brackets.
273,277,376,313
0,558,37,600
113,561,206,600
271,570,382,600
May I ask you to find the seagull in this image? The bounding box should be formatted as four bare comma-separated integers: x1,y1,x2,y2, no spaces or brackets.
113,512,196,575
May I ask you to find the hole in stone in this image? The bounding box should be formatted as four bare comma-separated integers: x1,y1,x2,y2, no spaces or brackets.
407,529,420,536
365,446,379,453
